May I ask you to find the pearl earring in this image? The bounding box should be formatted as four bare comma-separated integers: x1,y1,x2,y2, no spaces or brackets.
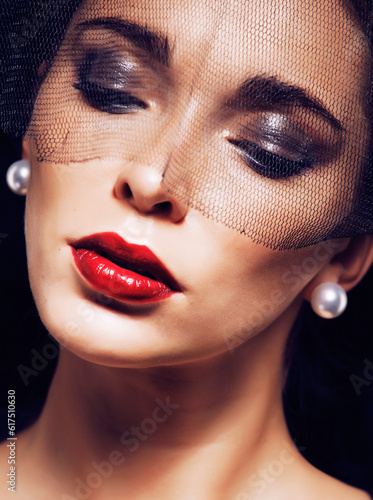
6,159,30,195
310,282,347,319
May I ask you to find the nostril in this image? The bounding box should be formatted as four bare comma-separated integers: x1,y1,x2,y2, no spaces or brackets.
156,200,173,215
123,184,133,199
114,171,185,220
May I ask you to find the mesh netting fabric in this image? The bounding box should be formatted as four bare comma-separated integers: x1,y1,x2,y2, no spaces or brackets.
1,0,373,249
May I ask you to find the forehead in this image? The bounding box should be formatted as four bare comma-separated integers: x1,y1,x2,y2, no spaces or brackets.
74,0,369,123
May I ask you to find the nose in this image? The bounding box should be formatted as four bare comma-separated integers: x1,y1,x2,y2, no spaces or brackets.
113,159,188,223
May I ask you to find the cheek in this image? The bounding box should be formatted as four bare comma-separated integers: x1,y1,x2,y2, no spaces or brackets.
25,155,116,238
184,229,324,347
24,159,95,315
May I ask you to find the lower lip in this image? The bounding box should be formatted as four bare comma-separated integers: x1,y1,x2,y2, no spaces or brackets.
71,248,175,303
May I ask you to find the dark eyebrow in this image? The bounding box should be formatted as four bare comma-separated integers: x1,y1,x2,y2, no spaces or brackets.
76,21,343,131
234,75,344,131
77,18,172,66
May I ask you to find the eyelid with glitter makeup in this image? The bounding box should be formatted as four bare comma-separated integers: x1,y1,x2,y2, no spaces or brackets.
227,112,341,180
72,49,150,114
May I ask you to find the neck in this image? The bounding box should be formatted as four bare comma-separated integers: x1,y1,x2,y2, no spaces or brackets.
29,304,303,499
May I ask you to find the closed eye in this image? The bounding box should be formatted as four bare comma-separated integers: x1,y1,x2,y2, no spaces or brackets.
73,79,148,114
228,138,314,180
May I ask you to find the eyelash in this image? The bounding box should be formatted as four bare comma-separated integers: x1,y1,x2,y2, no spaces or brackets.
228,138,314,180
74,58,313,180
73,78,148,114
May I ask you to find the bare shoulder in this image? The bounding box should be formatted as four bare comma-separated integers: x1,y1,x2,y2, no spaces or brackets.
0,425,65,500
0,427,36,499
257,452,372,500
329,481,371,500
330,481,372,500
0,438,17,497
303,462,371,500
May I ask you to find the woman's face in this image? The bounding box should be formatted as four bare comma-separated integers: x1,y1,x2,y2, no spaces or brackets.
25,0,369,367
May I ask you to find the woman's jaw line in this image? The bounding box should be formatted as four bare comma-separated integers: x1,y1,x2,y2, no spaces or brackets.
40,304,297,443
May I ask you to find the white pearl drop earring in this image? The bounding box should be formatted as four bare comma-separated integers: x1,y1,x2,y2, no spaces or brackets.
310,282,347,319
6,159,30,195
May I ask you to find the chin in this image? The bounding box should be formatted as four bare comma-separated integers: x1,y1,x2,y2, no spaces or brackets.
29,283,226,369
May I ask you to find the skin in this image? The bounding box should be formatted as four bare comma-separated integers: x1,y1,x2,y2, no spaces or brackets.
1,0,373,498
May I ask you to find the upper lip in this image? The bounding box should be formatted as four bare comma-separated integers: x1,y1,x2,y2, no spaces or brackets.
70,232,181,291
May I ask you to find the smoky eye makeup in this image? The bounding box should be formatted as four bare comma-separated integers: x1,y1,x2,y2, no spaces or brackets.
227,112,341,180
228,138,314,180
71,26,167,115
77,50,138,89
73,49,149,114
222,75,345,180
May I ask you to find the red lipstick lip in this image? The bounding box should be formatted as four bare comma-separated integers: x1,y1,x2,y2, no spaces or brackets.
70,232,181,304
